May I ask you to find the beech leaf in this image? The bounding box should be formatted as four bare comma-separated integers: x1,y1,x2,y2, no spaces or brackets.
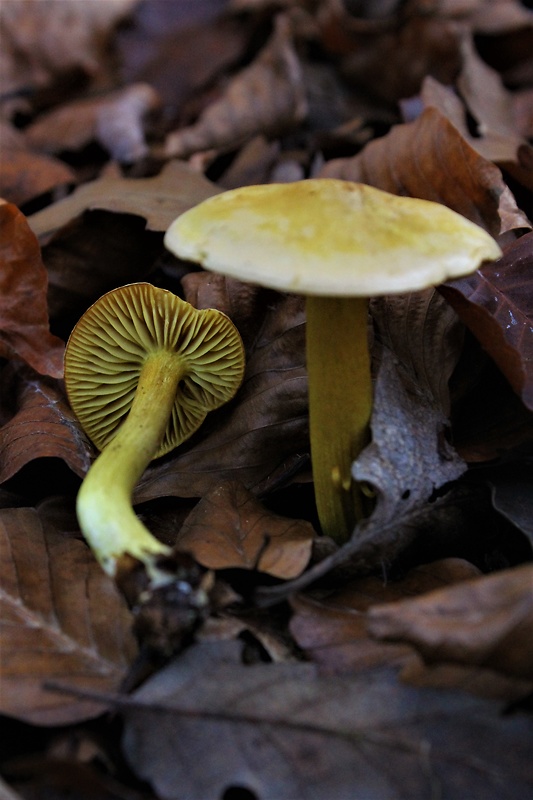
176,480,313,578
0,506,137,725
120,639,533,800
0,202,65,378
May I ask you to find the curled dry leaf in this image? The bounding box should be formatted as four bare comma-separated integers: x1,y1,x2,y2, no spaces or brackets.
367,562,533,680
440,231,533,411
0,203,65,378
0,506,137,725
0,364,91,484
176,480,313,579
25,83,161,164
164,14,308,158
319,106,529,237
0,122,75,208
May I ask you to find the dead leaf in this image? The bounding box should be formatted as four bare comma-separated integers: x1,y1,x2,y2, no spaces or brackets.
164,14,308,158
0,203,65,378
176,480,313,579
119,638,533,800
0,506,137,725
0,122,75,208
367,562,533,680
489,462,533,544
290,559,482,675
319,106,529,237
439,231,533,410
0,363,91,485
25,83,161,164
27,159,220,243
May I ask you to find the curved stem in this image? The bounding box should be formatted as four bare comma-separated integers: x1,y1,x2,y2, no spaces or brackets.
306,295,373,543
76,351,184,578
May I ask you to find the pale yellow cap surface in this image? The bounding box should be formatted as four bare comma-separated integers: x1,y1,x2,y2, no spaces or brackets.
164,179,502,297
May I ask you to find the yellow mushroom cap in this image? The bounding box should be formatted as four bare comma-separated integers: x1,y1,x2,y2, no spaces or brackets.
64,283,245,457
164,179,502,296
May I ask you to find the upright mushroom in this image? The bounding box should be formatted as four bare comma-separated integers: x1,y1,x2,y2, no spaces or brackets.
164,179,502,544
64,282,245,581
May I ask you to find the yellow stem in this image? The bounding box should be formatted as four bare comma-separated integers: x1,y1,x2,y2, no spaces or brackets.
306,295,372,543
76,351,184,577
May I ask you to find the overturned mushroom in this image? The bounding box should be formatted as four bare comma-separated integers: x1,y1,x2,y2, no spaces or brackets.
64,282,245,581
164,179,502,544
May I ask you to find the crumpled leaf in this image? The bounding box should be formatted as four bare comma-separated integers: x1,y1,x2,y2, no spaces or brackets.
119,639,533,800
25,83,161,164
164,14,308,158
440,231,533,410
289,559,481,675
27,159,220,243
0,202,65,378
0,363,90,485
134,292,309,502
0,0,138,100
176,480,313,579
0,122,75,208
319,106,530,237
367,563,533,680
0,506,137,725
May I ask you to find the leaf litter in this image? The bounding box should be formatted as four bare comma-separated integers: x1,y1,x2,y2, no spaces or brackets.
1,1,533,798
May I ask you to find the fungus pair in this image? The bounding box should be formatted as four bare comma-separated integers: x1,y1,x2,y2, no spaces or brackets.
66,179,501,578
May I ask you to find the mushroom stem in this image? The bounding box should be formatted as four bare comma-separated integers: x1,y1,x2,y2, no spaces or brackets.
76,351,183,579
306,295,372,543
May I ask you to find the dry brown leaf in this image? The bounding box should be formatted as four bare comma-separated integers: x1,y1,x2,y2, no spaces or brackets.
0,0,138,100
176,480,313,579
164,14,308,159
25,83,161,164
27,159,220,243
0,122,75,208
0,506,137,725
0,364,91,485
290,559,482,675
367,562,533,680
319,106,530,237
0,203,65,378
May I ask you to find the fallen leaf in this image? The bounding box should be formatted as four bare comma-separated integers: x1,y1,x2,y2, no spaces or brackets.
0,506,137,725
440,231,533,410
176,480,313,578
164,14,308,158
27,159,220,243
0,202,65,378
25,83,161,164
0,363,91,485
119,639,533,800
489,462,533,544
319,106,529,237
367,562,533,680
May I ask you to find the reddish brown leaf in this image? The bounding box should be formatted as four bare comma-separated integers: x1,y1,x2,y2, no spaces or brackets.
0,203,65,378
440,231,533,410
0,364,90,485
0,506,137,725
176,480,313,578
367,562,533,680
319,106,528,237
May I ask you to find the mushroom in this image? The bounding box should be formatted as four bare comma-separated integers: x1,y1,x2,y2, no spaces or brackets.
64,282,245,581
163,179,502,544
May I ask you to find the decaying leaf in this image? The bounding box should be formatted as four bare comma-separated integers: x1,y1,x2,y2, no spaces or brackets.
0,202,65,378
119,638,533,800
27,159,220,243
0,506,137,725
319,106,530,237
164,14,308,158
0,363,90,485
176,480,313,579
367,562,533,681
440,231,533,410
25,83,161,164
